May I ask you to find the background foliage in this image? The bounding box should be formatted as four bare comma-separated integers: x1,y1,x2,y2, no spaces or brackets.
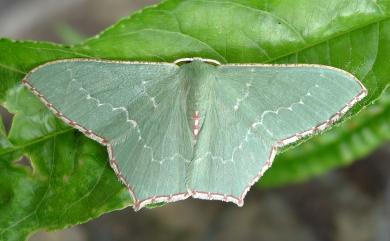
0,0,390,240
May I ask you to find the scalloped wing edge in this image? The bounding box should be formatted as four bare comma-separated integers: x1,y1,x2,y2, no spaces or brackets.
22,58,367,211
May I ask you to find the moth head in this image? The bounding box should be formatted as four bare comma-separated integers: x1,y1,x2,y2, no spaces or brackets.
174,57,221,66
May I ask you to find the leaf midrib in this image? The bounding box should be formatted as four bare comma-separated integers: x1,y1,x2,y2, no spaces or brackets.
1,10,388,158
0,127,73,156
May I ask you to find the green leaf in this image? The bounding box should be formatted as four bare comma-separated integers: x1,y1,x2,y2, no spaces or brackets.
0,86,131,241
55,23,86,45
1,0,390,239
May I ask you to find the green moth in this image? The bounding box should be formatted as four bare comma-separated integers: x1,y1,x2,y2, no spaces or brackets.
22,57,367,210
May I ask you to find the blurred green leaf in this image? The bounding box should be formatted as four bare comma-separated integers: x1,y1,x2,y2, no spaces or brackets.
1,0,390,240
55,23,86,45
